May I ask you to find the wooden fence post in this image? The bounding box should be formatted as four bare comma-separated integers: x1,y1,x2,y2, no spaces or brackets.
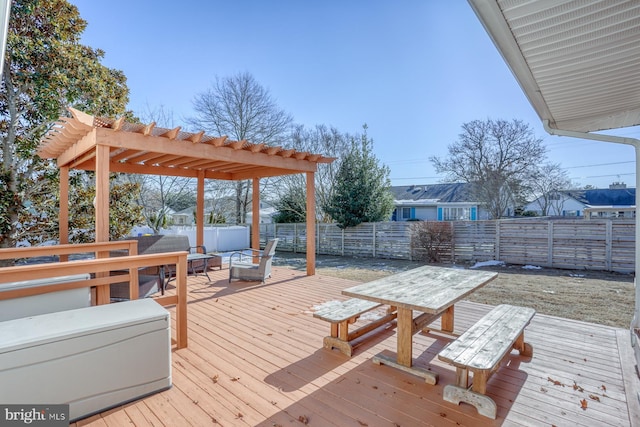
547,221,554,267
373,223,377,257
495,220,501,261
606,220,613,271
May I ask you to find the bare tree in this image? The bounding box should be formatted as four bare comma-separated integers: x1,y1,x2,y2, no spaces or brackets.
188,72,293,224
528,162,572,216
126,105,196,232
267,124,351,222
431,119,546,219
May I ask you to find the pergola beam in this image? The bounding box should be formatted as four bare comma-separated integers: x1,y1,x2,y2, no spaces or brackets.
40,109,336,282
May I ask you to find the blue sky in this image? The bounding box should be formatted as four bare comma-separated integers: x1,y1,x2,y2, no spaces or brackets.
71,0,638,189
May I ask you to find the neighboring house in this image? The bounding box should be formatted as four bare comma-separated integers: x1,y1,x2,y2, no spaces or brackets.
245,201,277,224
390,183,493,221
169,207,193,226
524,183,636,218
168,197,237,226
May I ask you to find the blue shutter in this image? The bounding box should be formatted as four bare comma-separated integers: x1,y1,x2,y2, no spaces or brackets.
471,206,477,221
410,207,416,219
392,209,397,221
577,210,581,217
437,207,443,221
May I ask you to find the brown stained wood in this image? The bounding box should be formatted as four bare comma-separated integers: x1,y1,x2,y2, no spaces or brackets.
109,149,141,162
249,143,265,153
264,146,281,155
208,135,227,146
228,139,245,149
186,130,204,143
278,148,295,158
397,307,414,366
36,267,640,426
140,122,155,136
442,305,455,332
151,154,182,166
159,126,180,140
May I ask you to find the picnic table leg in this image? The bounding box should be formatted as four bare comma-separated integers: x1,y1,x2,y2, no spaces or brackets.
372,306,438,384
441,305,454,333
397,307,414,367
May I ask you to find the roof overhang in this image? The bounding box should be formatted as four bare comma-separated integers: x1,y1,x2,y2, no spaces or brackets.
468,0,640,133
38,108,335,180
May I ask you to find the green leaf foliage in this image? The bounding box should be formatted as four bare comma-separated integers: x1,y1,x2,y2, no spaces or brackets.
324,126,395,229
1,0,132,247
273,186,306,223
22,171,144,245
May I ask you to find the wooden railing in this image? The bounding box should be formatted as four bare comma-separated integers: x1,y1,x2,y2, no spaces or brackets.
0,241,188,349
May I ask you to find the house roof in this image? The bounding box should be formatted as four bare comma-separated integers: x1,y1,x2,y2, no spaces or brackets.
468,0,640,133
391,183,476,203
564,188,636,207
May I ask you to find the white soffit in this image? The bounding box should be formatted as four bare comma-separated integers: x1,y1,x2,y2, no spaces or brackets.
468,0,640,133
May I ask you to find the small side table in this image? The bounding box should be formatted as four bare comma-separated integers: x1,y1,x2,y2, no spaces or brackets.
206,254,223,271
186,253,217,281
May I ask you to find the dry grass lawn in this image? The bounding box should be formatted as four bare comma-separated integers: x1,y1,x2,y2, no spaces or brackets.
274,253,635,328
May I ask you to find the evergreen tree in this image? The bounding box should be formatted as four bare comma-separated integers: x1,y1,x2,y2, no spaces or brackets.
325,126,394,228
273,187,306,223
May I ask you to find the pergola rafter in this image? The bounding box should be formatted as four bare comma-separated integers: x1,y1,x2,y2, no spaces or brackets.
38,108,335,304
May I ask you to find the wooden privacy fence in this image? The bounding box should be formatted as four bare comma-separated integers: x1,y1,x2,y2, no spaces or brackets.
260,218,636,273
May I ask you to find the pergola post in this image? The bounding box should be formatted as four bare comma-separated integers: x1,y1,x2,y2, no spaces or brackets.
197,170,205,250
59,166,69,245
94,143,111,305
252,178,260,255
306,171,316,276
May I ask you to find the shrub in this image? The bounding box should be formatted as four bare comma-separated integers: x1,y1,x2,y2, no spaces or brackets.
410,221,453,263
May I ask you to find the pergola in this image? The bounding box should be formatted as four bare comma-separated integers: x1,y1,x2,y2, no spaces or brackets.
37,108,335,303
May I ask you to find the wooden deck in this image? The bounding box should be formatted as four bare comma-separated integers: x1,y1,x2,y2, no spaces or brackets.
74,266,640,426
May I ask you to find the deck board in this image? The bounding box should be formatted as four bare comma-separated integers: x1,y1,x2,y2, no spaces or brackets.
70,266,640,426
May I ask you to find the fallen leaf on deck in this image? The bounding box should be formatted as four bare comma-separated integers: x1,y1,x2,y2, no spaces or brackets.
601,384,607,392
572,381,584,392
547,377,564,386
589,394,600,402
580,399,588,410
211,375,219,383
298,415,309,424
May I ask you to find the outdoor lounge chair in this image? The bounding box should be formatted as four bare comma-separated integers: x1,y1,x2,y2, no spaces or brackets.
229,239,279,283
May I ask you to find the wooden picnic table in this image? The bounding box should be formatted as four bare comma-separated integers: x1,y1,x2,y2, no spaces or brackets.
342,265,497,383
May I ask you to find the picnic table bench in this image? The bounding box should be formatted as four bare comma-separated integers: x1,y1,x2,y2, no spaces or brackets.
438,304,535,419
313,298,397,356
